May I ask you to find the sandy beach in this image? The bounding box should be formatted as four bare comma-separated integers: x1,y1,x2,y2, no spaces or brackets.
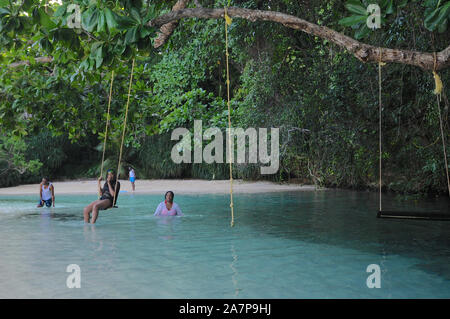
0,179,318,195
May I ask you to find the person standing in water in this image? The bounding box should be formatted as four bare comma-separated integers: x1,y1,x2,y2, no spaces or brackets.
83,169,120,224
154,191,183,216
37,177,55,208
129,166,136,191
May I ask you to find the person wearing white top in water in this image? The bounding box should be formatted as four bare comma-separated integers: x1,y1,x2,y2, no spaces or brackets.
37,177,55,208
154,191,184,216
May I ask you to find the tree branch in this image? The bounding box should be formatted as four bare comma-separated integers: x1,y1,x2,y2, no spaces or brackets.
153,0,191,49
149,7,450,71
8,56,53,68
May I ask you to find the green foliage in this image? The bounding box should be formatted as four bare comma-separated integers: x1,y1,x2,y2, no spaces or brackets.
339,0,448,39
25,130,68,175
424,0,450,32
136,133,189,179
0,133,42,186
0,0,448,196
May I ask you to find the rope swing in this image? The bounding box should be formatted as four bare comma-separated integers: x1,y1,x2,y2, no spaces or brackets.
224,6,235,227
377,51,450,221
113,58,135,207
432,53,450,196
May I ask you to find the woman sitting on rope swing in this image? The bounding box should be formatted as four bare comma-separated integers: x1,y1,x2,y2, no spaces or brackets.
83,169,121,224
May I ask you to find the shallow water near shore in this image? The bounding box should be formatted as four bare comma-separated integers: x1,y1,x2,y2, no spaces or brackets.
0,190,449,298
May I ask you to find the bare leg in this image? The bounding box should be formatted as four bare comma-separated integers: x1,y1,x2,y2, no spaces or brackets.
83,202,93,223
90,199,112,224
132,182,135,191
83,200,103,223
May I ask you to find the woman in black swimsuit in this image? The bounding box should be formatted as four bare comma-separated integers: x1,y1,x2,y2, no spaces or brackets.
83,169,120,224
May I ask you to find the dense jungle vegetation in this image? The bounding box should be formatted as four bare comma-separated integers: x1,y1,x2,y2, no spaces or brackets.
0,0,449,196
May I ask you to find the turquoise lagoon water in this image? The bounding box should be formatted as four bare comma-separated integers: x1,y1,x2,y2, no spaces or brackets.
0,190,449,298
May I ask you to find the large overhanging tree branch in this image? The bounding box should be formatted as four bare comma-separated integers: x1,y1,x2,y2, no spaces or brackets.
149,6,450,71
6,5,449,71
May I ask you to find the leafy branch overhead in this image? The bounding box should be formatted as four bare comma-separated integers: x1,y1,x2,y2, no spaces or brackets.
0,0,448,72
338,0,449,40
148,6,449,71
0,0,159,70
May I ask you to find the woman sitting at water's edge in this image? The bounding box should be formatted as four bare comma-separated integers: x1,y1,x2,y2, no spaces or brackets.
154,191,183,216
83,169,120,224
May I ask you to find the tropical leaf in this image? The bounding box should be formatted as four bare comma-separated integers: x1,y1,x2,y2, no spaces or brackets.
104,8,118,31
21,0,33,11
81,7,98,32
345,1,368,16
95,45,103,68
398,0,408,9
386,0,394,14
424,0,440,7
437,16,448,33
338,15,367,27
140,25,154,38
115,14,137,31
97,11,106,33
53,3,68,18
34,8,57,30
130,7,141,24
0,7,10,18
125,26,138,44
424,3,450,31
39,37,53,53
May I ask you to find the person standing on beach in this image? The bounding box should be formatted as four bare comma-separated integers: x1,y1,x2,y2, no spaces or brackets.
37,177,55,208
129,166,136,191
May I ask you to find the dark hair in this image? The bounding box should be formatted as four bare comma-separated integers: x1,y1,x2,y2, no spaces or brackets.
165,191,174,201
42,177,49,182
106,169,117,184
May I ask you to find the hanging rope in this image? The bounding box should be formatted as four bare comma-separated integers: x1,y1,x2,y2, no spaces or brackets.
378,49,385,212
99,71,115,196
224,6,234,227
100,72,115,178
113,59,135,206
433,53,450,196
